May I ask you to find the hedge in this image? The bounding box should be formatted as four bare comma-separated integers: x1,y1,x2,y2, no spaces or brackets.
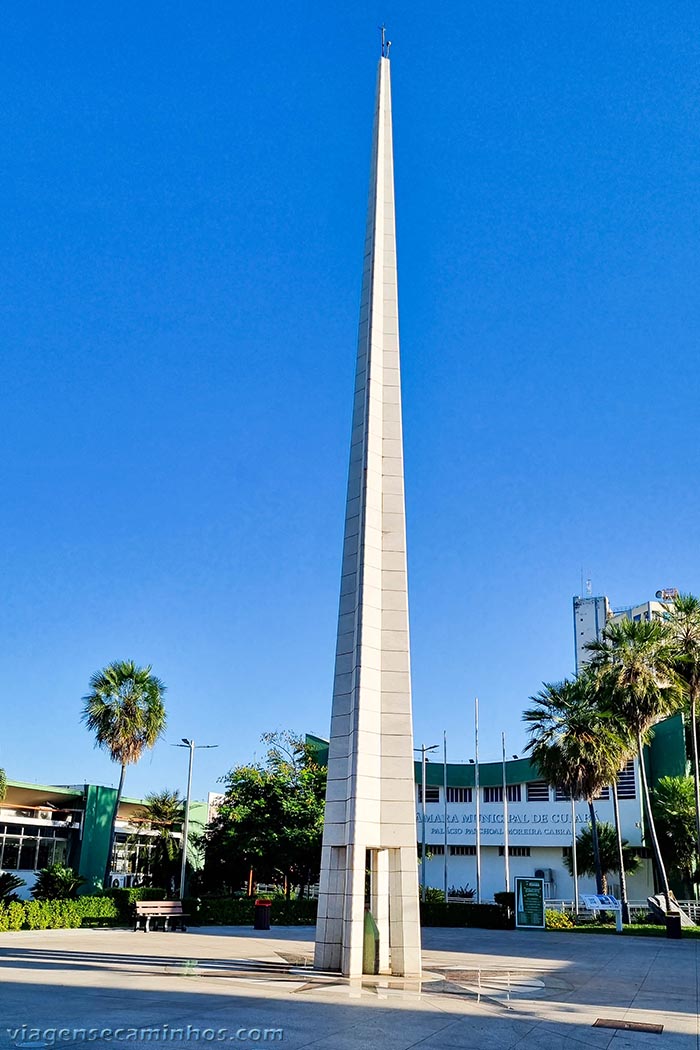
187,898,510,929
0,897,120,931
186,897,318,926
105,887,166,922
0,894,509,932
420,901,512,929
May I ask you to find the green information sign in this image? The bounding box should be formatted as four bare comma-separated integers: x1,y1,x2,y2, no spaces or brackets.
514,877,545,929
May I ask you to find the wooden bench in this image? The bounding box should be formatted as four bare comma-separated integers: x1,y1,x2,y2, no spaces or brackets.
134,900,188,933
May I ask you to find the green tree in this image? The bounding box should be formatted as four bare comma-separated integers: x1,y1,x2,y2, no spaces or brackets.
666,594,700,866
652,776,698,890
0,768,6,801
563,821,641,894
138,790,184,892
523,675,628,894
82,660,167,889
202,732,326,898
587,618,683,908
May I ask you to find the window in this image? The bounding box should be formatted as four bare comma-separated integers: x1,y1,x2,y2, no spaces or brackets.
526,781,549,802
594,786,610,800
498,846,531,857
447,787,472,803
554,787,571,802
416,785,440,804
449,845,477,856
112,832,158,875
484,785,521,803
417,843,444,857
0,827,70,870
617,760,636,799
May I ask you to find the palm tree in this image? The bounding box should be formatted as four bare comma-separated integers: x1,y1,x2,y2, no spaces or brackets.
82,660,167,889
563,821,641,894
587,618,683,908
666,594,700,866
523,675,628,894
139,790,184,892
0,768,6,801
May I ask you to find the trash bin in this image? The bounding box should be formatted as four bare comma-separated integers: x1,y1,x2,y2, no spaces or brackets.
665,912,682,939
254,899,272,931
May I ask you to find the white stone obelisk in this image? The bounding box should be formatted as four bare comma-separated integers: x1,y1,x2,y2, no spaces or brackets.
314,48,421,979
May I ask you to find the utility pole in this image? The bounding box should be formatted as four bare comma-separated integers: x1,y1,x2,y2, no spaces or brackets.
415,743,438,901
174,739,218,900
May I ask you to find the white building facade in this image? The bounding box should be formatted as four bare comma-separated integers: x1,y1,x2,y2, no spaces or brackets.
417,756,655,902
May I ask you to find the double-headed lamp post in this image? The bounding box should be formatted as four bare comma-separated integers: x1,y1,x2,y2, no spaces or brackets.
174,739,218,900
415,743,438,901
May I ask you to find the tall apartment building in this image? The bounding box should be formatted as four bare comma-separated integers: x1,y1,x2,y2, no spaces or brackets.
573,588,677,671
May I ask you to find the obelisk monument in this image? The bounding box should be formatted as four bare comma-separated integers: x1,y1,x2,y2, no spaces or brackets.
314,39,422,979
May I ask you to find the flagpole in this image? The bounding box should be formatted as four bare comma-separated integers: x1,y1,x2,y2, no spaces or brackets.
502,731,510,894
571,795,579,915
475,698,482,904
443,730,448,900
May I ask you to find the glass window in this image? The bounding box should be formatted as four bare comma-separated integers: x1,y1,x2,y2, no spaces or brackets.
19,836,38,870
52,839,68,866
37,838,55,868
2,837,20,869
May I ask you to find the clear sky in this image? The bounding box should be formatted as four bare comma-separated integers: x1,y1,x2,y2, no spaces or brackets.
2,4,699,804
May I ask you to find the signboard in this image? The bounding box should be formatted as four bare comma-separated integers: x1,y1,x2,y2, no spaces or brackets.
514,877,545,929
581,893,623,931
581,894,620,912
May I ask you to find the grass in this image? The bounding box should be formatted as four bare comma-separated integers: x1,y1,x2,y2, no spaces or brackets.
551,923,700,938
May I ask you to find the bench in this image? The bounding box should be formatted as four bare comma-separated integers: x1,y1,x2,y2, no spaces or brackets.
134,900,188,933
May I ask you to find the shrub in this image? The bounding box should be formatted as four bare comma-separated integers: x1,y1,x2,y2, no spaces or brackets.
423,887,446,904
106,887,166,922
420,902,512,929
0,896,121,931
449,885,476,901
0,873,25,902
73,896,120,925
545,909,574,930
184,897,318,927
32,865,85,900
0,901,25,931
493,892,515,910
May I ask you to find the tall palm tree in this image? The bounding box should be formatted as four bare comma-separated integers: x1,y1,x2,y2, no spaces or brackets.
523,675,628,894
587,618,683,909
0,768,6,802
82,660,167,889
666,593,700,866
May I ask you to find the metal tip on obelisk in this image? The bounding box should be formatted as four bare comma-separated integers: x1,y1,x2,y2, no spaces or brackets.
379,23,392,59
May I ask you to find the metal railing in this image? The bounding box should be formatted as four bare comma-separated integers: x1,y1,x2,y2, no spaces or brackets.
545,898,700,922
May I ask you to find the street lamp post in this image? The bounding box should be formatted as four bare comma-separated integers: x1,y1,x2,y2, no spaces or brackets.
174,739,218,900
415,743,438,901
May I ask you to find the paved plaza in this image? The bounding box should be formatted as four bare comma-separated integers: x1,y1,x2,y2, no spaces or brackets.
0,926,698,1049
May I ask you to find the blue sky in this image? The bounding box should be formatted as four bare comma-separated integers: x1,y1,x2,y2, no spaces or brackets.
2,4,699,803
